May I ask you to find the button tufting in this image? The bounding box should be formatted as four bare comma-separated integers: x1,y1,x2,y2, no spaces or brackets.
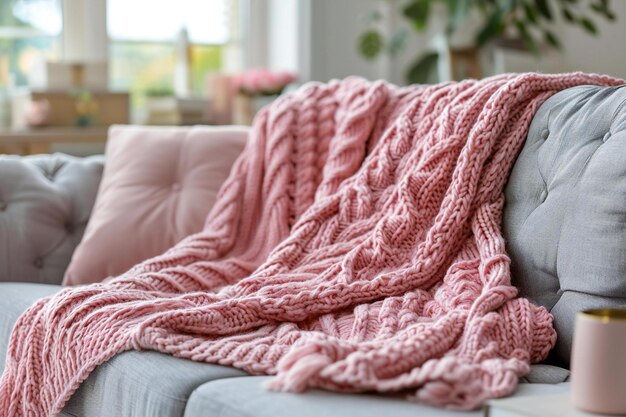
603,131,612,142
0,201,6,211
539,189,548,202
172,182,181,191
34,258,43,269
65,222,74,233
541,129,549,140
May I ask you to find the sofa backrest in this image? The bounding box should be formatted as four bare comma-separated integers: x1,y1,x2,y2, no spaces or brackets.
0,153,104,284
503,84,626,366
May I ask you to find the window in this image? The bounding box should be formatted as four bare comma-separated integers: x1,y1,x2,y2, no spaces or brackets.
0,0,61,88
107,0,230,108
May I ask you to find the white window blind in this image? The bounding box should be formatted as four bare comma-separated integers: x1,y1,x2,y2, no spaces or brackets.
107,0,230,44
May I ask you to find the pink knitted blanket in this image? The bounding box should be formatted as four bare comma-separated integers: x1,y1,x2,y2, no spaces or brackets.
1,73,621,415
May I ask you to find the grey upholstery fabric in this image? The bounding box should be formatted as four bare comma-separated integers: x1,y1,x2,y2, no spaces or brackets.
503,84,626,365
0,153,104,285
0,283,60,376
183,377,570,417
0,283,247,417
519,364,569,384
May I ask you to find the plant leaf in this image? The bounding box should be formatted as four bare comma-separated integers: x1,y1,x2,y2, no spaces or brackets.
544,30,561,49
524,3,539,24
403,0,432,32
603,0,617,20
604,9,616,20
358,30,384,60
515,20,539,56
562,8,575,22
579,17,598,34
591,0,617,21
534,0,552,20
406,52,439,84
476,9,505,46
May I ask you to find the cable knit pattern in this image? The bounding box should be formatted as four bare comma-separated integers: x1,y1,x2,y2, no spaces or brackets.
1,73,622,415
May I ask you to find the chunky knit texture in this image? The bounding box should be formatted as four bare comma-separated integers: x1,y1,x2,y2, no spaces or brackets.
1,73,622,415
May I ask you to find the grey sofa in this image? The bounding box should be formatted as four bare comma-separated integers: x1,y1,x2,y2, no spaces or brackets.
1,84,625,416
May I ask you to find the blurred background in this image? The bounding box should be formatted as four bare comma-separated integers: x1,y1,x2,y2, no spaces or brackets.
0,0,624,155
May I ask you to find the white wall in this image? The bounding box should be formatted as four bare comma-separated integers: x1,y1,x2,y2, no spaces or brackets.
307,0,380,82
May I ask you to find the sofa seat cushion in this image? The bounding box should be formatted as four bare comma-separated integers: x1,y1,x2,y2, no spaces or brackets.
184,377,571,417
0,283,247,417
61,352,246,417
502,84,626,366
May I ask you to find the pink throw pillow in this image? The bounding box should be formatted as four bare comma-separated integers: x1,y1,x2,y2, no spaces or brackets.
63,125,248,285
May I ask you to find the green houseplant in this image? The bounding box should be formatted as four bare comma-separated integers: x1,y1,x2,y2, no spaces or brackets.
358,0,616,83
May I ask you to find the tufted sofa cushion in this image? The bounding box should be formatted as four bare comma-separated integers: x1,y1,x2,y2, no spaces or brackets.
63,125,248,285
0,153,104,284
503,84,626,366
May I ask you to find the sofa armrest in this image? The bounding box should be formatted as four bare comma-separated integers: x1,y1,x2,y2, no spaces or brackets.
0,153,104,284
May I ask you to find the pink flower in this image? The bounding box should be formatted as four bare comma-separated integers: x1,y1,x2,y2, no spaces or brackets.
233,68,297,96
